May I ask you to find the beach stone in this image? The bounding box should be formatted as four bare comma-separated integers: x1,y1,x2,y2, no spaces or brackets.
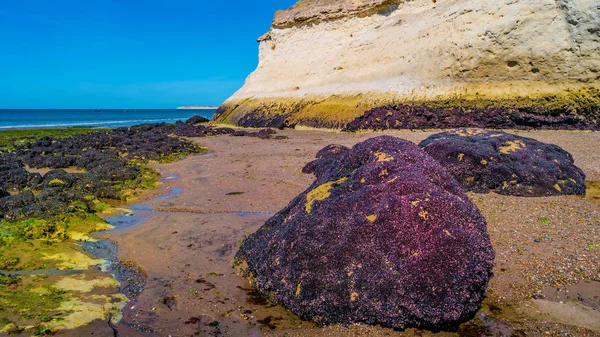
186,115,210,124
0,191,36,220
418,129,586,196
235,136,494,331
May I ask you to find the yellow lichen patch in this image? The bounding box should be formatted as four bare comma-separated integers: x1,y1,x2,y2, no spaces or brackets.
305,177,348,213
453,129,486,137
481,159,488,165
295,283,302,296
503,181,509,189
499,140,526,154
412,252,419,257
465,176,475,183
411,198,429,207
569,178,577,183
48,179,65,186
458,153,465,161
281,278,286,284
347,270,354,277
43,251,104,270
374,152,393,162
366,214,377,222
379,169,389,177
54,275,120,293
350,292,359,302
275,257,280,265
444,230,456,239
46,295,126,331
360,178,366,183
418,211,429,221
554,184,563,192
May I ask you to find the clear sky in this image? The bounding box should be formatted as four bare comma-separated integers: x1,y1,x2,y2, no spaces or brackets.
0,1,297,108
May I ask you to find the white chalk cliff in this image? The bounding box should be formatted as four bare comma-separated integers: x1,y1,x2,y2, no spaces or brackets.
215,0,600,129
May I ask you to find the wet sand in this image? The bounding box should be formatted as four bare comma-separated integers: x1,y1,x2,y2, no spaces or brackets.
60,129,599,337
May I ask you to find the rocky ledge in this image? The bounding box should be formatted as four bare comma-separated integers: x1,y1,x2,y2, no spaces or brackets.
216,0,600,130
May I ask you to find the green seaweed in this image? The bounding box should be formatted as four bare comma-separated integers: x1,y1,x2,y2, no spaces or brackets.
226,192,245,196
0,128,108,153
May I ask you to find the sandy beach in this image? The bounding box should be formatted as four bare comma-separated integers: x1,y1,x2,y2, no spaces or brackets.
51,128,600,337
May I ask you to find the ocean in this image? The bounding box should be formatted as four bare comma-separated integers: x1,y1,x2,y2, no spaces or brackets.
0,109,217,129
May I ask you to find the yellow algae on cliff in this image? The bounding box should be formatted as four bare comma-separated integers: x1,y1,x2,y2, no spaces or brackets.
305,177,347,213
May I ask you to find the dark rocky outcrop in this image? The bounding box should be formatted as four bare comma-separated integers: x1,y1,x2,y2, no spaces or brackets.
1,122,288,221
230,128,288,140
0,153,42,191
186,115,210,124
418,129,586,196
344,105,600,132
235,136,494,331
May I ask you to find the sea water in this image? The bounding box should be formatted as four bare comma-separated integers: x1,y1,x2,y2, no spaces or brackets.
0,109,216,129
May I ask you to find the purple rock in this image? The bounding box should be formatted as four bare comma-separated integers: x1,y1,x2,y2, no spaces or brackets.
419,128,586,196
235,136,494,331
185,115,210,124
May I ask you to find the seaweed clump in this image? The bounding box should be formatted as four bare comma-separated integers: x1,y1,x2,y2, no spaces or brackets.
235,136,494,331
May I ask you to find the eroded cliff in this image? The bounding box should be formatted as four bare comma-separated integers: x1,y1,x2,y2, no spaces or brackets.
216,0,600,129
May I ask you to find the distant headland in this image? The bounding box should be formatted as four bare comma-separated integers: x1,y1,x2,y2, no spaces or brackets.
176,106,219,110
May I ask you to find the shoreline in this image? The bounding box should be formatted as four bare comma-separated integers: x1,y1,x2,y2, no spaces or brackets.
1,126,599,336
80,128,600,336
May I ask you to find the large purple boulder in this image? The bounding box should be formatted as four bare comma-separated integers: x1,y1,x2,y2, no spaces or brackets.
418,129,586,196
235,136,494,331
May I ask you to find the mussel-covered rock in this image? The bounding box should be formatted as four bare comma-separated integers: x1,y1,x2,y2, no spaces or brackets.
0,153,41,190
235,136,494,331
418,129,586,196
0,191,36,220
186,115,210,124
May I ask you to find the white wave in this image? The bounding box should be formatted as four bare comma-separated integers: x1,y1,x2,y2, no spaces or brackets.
0,118,191,129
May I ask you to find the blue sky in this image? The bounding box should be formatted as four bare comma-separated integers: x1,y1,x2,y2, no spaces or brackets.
0,1,296,108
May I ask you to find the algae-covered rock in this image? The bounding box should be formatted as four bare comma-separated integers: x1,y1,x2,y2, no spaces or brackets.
419,129,586,196
186,115,210,124
235,136,494,331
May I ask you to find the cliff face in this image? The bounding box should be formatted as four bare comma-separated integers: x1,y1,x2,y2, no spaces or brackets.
216,0,600,130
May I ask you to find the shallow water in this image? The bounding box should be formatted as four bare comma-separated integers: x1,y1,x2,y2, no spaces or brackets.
104,186,183,231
